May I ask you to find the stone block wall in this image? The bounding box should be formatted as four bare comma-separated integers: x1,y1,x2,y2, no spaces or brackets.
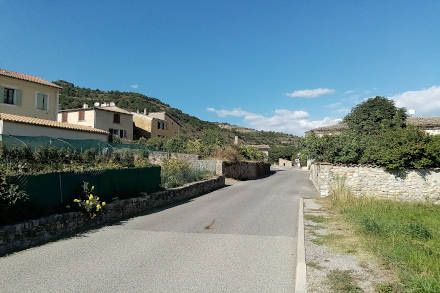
0,176,225,256
221,161,271,180
148,151,199,164
188,160,222,175
309,163,440,203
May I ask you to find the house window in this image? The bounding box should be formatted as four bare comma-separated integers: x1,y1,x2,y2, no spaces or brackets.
78,110,85,121
62,112,68,122
157,121,161,130
3,88,15,104
119,129,124,138
113,113,120,124
36,93,48,110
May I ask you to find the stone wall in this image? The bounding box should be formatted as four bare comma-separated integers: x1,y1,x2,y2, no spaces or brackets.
309,163,440,203
0,176,225,256
148,151,199,164
188,160,222,175
221,161,271,180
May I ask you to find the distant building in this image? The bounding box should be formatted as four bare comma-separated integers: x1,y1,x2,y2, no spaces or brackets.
306,117,440,136
0,113,108,141
279,158,292,167
58,104,133,140
0,68,61,121
132,111,182,139
248,144,270,156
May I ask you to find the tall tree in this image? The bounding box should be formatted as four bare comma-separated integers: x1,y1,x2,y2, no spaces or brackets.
343,96,407,135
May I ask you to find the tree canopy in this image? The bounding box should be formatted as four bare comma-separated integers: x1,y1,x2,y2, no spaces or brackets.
343,96,407,135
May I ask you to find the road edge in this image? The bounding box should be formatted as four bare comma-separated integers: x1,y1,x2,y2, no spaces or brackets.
295,197,307,293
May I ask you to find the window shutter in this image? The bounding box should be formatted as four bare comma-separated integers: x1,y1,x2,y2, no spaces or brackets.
0,86,4,103
15,89,22,106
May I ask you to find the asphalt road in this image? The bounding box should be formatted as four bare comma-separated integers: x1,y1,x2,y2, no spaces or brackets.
0,168,318,293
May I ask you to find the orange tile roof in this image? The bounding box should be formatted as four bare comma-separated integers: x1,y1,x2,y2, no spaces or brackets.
0,113,108,135
0,68,62,89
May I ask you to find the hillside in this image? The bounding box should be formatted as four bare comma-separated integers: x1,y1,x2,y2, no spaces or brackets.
54,81,302,146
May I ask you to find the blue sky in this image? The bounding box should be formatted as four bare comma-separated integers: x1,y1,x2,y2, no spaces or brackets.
1,0,439,135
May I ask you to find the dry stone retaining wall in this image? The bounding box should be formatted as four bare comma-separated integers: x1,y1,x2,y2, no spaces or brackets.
148,151,199,164
0,176,225,256
309,163,440,203
221,161,271,180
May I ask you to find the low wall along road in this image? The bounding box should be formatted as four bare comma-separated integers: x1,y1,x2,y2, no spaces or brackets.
310,163,440,203
0,176,225,255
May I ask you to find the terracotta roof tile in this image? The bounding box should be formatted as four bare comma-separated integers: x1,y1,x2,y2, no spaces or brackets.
0,113,108,135
407,117,440,128
95,106,132,115
60,106,132,115
0,68,62,89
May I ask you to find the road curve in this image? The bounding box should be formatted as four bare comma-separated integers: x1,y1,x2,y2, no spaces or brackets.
0,168,318,292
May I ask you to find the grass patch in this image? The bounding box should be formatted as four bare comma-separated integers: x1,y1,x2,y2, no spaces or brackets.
311,233,340,246
327,269,363,293
307,261,324,271
304,214,327,223
328,179,440,292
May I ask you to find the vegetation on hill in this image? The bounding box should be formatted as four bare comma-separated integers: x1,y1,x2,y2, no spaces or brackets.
54,80,301,146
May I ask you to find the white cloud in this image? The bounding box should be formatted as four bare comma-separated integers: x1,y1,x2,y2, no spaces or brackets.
207,107,341,136
130,84,139,89
285,88,335,98
391,86,440,116
344,90,355,94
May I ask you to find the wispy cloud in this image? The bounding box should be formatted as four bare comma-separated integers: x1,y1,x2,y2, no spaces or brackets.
391,86,440,116
207,107,341,136
130,84,139,89
344,90,355,94
285,88,335,98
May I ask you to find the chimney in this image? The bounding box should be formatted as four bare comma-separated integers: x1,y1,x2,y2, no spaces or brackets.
234,136,239,145
83,103,88,109
144,108,147,115
136,109,139,114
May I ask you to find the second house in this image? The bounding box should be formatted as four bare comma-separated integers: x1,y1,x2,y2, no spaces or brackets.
58,103,133,140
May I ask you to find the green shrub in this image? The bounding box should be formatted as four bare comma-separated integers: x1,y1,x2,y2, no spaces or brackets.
212,145,240,161
0,175,30,225
269,146,299,164
239,145,265,161
161,158,210,188
305,127,440,170
0,145,152,175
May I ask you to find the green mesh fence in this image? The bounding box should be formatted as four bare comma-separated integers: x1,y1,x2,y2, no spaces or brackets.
8,166,161,211
0,134,151,153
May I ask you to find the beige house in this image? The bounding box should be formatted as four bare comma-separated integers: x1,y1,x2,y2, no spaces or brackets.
306,117,440,137
132,111,181,139
58,105,134,140
248,144,270,156
0,68,61,121
279,158,293,167
0,113,108,141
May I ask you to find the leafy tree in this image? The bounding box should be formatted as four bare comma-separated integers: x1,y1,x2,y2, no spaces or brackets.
268,146,300,163
360,127,434,170
239,145,265,161
343,96,407,135
164,136,189,153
